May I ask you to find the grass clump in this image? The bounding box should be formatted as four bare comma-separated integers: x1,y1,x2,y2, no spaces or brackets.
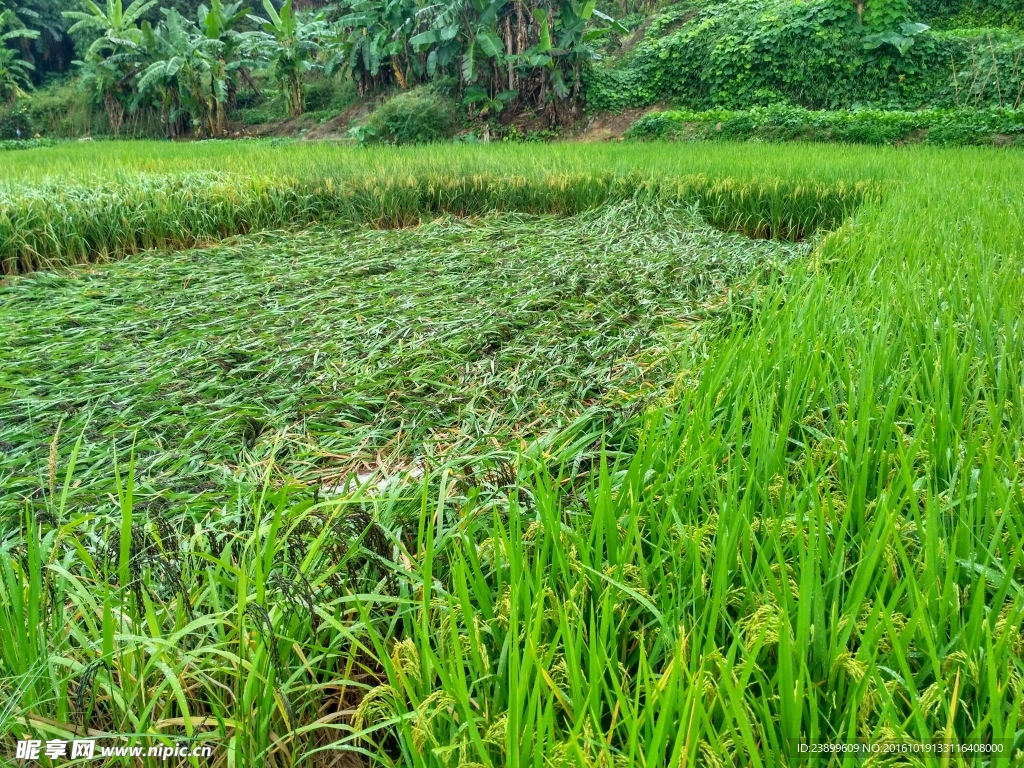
303,76,357,115
235,104,287,125
0,103,33,140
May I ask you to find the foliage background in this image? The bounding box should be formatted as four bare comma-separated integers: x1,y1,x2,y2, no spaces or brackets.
910,0,1024,29
586,0,1024,112
5,0,1024,141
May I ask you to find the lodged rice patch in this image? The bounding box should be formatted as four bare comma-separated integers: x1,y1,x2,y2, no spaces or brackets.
0,199,806,518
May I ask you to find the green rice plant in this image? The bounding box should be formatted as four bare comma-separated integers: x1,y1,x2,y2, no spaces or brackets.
0,139,889,278
0,163,868,274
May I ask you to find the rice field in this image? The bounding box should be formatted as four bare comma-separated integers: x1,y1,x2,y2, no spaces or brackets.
2,140,1024,767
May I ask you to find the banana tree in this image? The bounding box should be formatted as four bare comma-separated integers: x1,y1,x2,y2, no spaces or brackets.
1,0,75,75
462,83,516,116
409,0,510,89
247,0,323,118
135,10,213,137
63,0,157,132
0,8,38,103
406,0,623,119
330,0,418,93
197,0,250,130
63,0,156,58
133,22,183,137
515,0,624,112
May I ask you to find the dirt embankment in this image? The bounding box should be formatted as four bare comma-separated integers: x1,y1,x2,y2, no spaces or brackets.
230,101,373,140
303,102,375,140
230,98,659,143
568,107,666,141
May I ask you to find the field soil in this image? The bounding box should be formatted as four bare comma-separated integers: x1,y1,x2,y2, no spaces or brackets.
567,106,668,141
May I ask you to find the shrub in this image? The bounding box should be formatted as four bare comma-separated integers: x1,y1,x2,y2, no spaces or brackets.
235,105,286,125
364,88,457,145
303,76,357,113
0,104,34,140
8,81,164,138
0,137,55,151
21,82,100,138
625,105,1024,146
